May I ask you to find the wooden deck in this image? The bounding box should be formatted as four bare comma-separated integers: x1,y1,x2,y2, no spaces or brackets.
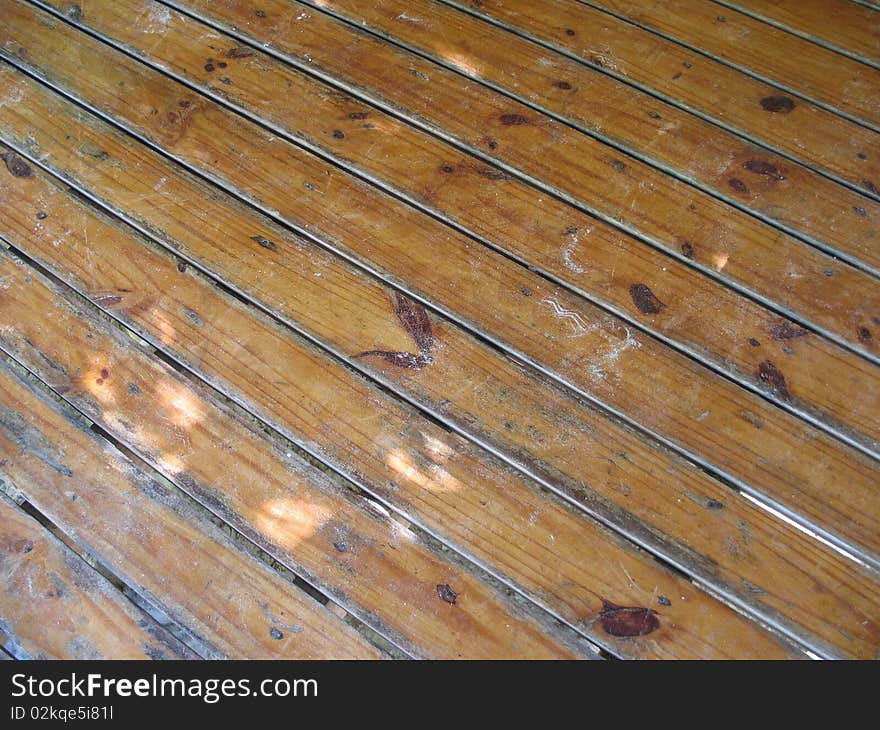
0,0,877,660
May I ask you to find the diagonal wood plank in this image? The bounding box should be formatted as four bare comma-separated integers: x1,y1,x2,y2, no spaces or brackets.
433,0,880,194
30,0,880,459
584,0,880,128
0,493,196,660
271,0,880,273
0,358,386,660
2,111,879,657
716,0,880,66
1,15,879,571
2,228,812,660
152,0,880,351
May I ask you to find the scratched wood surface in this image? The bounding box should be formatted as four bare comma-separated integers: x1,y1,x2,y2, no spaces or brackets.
4,2,879,569
25,0,880,467
0,0,877,659
0,494,195,659
0,355,386,660
0,90,879,658
586,0,880,128
147,0,880,350
437,0,880,194
719,0,880,64
3,145,856,659
275,0,880,275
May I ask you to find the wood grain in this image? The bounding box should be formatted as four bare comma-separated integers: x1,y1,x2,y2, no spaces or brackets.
0,493,195,659
720,0,880,64
279,0,880,272
2,16,879,571
7,223,815,660
436,0,880,192
0,355,384,660
159,0,880,348
3,111,879,658
586,0,880,127
33,0,880,462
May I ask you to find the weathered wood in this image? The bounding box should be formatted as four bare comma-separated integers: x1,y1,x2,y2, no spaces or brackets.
436,0,880,192
0,356,385,660
35,0,880,462
2,19,879,572
156,0,880,349
2,125,878,659
586,0,880,127
267,0,880,273
0,493,195,659
2,226,811,660
719,0,880,64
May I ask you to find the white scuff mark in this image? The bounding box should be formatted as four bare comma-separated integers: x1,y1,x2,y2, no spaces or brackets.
562,243,585,273
562,226,590,274
297,11,309,20
0,83,24,108
587,49,623,74
396,12,422,23
540,296,590,337
696,410,710,422
142,4,172,33
587,322,641,381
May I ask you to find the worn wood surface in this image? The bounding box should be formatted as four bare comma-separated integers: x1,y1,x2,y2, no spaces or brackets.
0,0,877,659
157,0,880,350
0,252,613,659
7,143,872,659
4,194,814,661
276,0,880,274
0,354,385,660
437,0,880,193
0,493,195,659
29,0,880,463
586,0,880,127
718,0,880,64
2,5,878,573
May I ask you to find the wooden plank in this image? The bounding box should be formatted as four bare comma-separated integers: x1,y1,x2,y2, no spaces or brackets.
585,0,880,127
0,79,878,657
719,0,880,65
2,128,878,659
155,0,880,348
0,256,634,661
0,494,196,659
2,19,879,570
0,361,385,660
31,0,880,461
0,220,807,661
438,0,880,198
259,0,880,273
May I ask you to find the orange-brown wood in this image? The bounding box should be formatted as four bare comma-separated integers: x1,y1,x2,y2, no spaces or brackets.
36,0,880,461
2,16,879,572
587,0,880,127
437,0,880,191
723,0,880,64
266,0,880,272
1,218,811,660
156,0,880,348
0,494,195,659
3,111,879,658
0,355,385,660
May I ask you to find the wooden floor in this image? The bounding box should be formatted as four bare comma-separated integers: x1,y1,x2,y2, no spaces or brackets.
0,0,878,660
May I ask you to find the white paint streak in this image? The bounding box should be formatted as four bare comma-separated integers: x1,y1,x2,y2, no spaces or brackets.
540,296,590,337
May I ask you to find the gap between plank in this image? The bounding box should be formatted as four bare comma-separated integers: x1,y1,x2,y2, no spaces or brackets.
710,0,880,71
0,166,837,659
17,6,880,465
